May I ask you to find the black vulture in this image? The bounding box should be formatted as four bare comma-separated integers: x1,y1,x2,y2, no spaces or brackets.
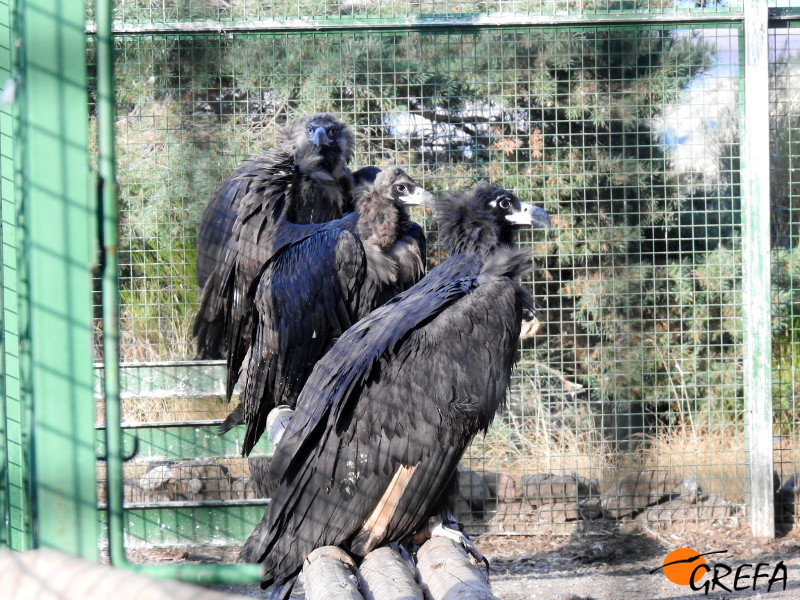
193,113,356,359
196,162,378,291
221,167,430,456
238,182,551,598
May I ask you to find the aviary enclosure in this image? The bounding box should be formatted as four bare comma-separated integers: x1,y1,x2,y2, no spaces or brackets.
1,0,799,579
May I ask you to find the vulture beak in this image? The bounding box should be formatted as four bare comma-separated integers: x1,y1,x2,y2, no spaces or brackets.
311,126,332,147
400,186,434,207
506,202,552,230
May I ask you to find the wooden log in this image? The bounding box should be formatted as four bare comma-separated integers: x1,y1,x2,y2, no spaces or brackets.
358,546,424,600
416,537,498,600
302,546,364,600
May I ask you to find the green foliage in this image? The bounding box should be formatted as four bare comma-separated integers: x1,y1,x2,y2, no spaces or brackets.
92,0,708,24
771,248,800,432
97,21,760,439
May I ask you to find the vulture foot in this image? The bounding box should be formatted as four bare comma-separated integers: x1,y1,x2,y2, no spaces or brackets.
429,516,489,573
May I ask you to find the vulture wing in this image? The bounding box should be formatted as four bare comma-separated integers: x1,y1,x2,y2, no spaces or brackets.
195,157,269,290
237,224,367,456
193,113,354,360
242,250,532,590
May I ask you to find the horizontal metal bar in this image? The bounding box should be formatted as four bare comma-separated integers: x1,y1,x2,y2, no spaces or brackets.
125,564,263,584
95,360,231,400
95,360,225,369
769,8,800,23
97,498,270,510
94,421,272,460
97,503,268,557
96,419,226,430
84,12,747,36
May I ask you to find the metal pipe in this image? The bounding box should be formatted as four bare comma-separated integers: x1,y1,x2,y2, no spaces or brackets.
0,169,9,549
84,12,747,36
99,499,271,510
742,0,774,540
95,0,261,582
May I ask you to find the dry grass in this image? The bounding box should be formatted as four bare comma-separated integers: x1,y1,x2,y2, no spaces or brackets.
98,385,792,509
465,403,760,505
638,429,747,502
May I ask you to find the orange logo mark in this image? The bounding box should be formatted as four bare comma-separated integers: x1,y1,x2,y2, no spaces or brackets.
662,548,708,586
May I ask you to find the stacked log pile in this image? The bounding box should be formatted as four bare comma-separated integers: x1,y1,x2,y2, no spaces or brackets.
108,459,760,534
302,540,497,600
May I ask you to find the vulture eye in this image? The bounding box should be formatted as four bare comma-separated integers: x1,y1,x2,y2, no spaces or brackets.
498,198,511,210
327,126,338,138
395,184,407,194
307,124,315,134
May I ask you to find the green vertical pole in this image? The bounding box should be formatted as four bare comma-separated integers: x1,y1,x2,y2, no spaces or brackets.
742,0,774,539
0,0,10,546
0,0,11,549
16,0,98,557
93,0,260,581
0,0,31,551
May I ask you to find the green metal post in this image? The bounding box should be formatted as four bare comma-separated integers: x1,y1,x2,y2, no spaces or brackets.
16,0,98,556
96,0,260,582
1,0,31,552
0,0,12,549
742,0,774,539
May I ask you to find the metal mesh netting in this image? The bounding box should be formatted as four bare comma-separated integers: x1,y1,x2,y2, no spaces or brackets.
770,22,800,535
94,1,742,26
91,23,751,549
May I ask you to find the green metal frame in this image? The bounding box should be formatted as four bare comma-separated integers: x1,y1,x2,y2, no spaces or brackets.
15,0,99,557
93,0,783,547
0,0,14,550
95,0,261,581
0,0,787,575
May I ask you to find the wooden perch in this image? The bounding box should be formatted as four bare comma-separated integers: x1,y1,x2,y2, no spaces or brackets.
302,546,363,600
358,546,424,600
416,537,499,600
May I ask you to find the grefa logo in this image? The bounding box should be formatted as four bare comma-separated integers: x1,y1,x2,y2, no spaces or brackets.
650,548,787,595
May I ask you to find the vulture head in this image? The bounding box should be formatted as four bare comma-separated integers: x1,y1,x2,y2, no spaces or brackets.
286,112,355,169
351,165,382,187
436,181,551,255
353,166,431,251
370,166,433,206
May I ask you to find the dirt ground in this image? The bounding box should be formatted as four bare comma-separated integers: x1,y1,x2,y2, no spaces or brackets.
186,521,800,600
476,524,800,600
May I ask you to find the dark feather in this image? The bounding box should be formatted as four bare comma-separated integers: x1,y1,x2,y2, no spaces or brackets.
193,113,355,362
238,183,548,592
225,167,428,457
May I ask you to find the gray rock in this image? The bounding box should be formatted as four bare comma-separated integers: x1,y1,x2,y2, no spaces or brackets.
171,458,233,501
521,473,599,507
139,464,173,491
230,477,258,500
537,502,582,522
600,470,683,518
482,472,522,502
636,493,740,530
457,465,490,514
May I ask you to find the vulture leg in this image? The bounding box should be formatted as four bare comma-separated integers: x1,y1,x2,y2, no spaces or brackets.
389,540,417,567
427,516,489,573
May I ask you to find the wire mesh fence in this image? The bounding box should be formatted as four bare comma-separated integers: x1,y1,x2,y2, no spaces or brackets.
86,8,783,556
770,21,800,536
91,1,744,27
